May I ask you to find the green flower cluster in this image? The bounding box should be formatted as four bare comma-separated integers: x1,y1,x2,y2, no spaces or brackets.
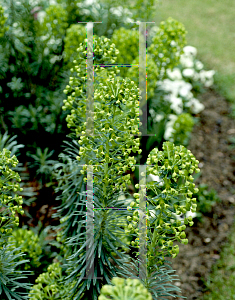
7,228,42,270
110,27,139,76
62,35,120,115
98,277,152,300
110,19,185,98
148,17,187,78
170,113,194,146
0,5,8,38
28,262,79,300
0,148,31,299
59,31,201,299
0,148,24,244
126,141,200,266
63,24,86,69
73,74,141,173
60,35,147,299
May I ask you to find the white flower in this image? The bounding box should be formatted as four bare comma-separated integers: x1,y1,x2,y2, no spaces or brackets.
170,40,177,47
199,70,206,84
164,114,177,140
178,82,192,98
171,209,197,224
49,0,57,5
126,17,134,23
195,60,204,70
50,55,61,64
180,54,194,68
159,79,180,97
37,11,46,24
204,79,214,87
149,108,155,117
47,37,56,45
110,6,123,17
164,126,174,141
185,210,197,219
199,70,215,85
154,114,164,123
147,174,164,186
186,91,194,100
160,79,193,100
193,73,200,81
166,68,182,80
41,34,50,41
182,68,195,78
29,0,41,5
206,70,216,78
168,96,183,114
43,47,49,56
183,45,197,57
186,98,205,114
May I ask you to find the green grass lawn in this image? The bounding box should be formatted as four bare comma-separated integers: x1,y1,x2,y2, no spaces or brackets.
154,0,235,103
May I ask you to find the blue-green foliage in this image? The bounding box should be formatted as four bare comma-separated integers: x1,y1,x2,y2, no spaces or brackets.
7,228,42,271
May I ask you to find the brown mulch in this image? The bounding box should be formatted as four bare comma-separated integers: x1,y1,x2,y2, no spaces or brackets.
166,87,235,300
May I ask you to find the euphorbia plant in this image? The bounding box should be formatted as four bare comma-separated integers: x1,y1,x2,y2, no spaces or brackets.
98,277,153,300
0,148,31,299
47,33,201,300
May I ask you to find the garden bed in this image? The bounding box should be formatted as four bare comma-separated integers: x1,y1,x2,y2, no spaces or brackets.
17,87,235,299
167,87,235,299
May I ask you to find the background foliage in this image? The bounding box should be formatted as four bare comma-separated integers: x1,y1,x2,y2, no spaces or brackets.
0,0,217,299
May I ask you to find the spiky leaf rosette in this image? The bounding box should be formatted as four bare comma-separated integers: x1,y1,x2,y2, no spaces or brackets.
62,61,141,298
7,228,42,271
0,244,31,300
138,259,186,300
51,140,87,260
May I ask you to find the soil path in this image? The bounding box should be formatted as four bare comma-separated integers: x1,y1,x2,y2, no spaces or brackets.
167,88,235,300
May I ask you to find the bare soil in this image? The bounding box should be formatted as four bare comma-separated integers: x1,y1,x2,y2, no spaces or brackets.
167,87,235,300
